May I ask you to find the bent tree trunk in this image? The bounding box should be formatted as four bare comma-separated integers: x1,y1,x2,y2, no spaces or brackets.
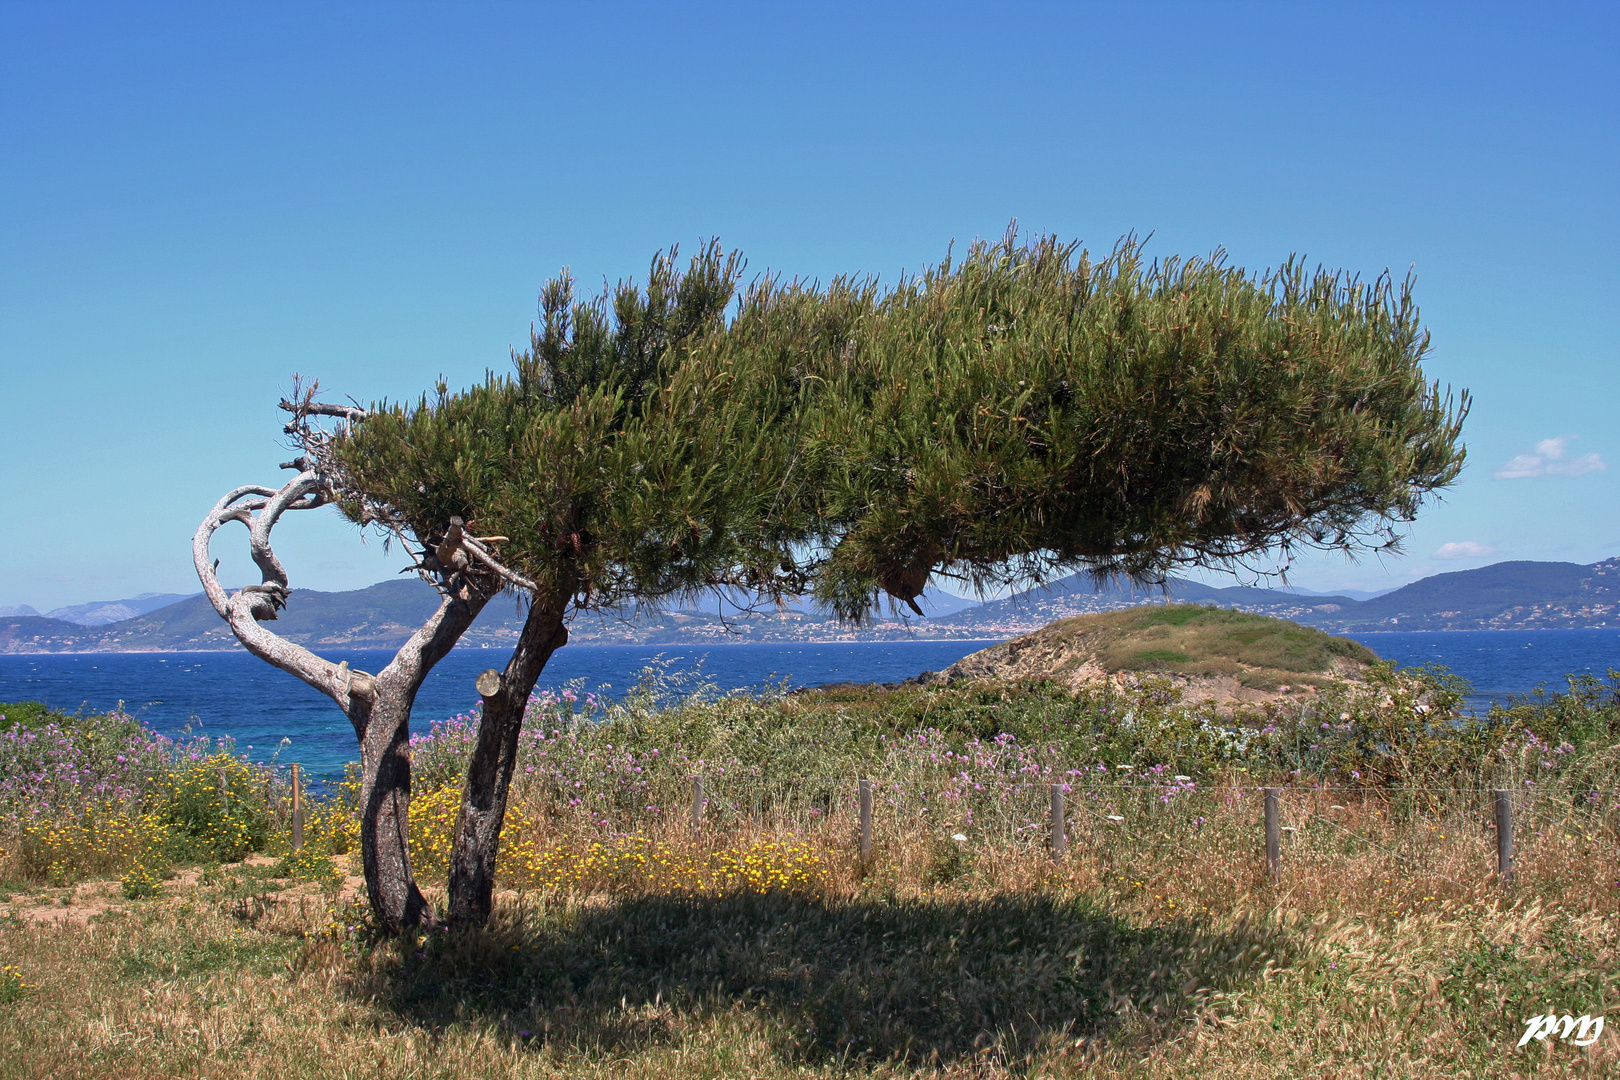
348,603,486,929
194,472,489,933
447,594,571,927
348,677,431,927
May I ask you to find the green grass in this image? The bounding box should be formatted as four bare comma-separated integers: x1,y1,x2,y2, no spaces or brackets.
119,930,296,981
1128,649,1191,666
1041,604,1380,679
0,701,77,731
356,891,1289,1065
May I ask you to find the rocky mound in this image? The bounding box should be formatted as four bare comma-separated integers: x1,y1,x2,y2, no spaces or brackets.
912,604,1378,708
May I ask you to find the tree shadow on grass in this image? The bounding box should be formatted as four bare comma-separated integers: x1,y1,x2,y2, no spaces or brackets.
356,891,1291,1069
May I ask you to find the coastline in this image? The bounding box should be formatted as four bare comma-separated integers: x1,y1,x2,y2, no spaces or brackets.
0,637,1011,658
5,622,1620,658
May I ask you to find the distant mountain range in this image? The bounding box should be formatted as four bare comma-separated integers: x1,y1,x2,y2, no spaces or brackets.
0,592,195,626
1,558,1617,654
0,581,982,653
926,558,1620,637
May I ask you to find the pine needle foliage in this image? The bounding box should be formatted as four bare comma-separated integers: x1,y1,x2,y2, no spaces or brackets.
528,240,744,411
326,230,1465,625
698,231,1468,619
328,242,811,609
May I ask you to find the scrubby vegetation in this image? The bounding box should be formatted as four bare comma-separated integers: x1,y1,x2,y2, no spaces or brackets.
1,664,1617,1076
1089,605,1379,677
948,605,1383,693
0,702,291,891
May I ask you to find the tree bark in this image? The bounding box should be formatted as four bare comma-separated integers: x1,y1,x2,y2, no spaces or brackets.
347,685,431,929
354,592,487,931
446,594,570,927
194,471,490,933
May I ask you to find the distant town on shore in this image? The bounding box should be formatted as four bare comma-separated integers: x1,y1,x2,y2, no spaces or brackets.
2,557,1617,655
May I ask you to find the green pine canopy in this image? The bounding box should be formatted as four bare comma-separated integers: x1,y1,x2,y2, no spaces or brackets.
326,231,1466,623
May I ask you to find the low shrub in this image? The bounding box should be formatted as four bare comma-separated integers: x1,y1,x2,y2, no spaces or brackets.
0,703,173,817
148,752,272,861
0,702,281,885
19,809,173,887
925,833,975,885
119,860,164,900
492,834,828,894
275,845,343,891
299,763,360,856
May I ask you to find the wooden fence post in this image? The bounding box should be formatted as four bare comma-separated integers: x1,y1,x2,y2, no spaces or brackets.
1493,789,1515,885
290,763,304,852
858,778,873,859
1264,787,1281,883
219,768,230,812
690,776,705,836
1050,784,1066,861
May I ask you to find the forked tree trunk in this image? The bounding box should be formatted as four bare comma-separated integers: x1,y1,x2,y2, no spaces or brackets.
447,594,571,927
345,598,487,931
195,470,491,934
350,658,476,929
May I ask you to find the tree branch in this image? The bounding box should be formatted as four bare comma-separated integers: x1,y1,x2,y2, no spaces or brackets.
460,535,539,593
193,473,365,710
279,398,369,424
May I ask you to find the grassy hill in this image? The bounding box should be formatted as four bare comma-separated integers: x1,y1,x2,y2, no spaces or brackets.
1077,605,1376,676
923,605,1378,703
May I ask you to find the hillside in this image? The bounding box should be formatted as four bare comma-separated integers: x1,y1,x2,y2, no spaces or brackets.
2,557,1618,653
1323,559,1620,630
921,557,1620,635
914,605,1377,707
0,580,977,653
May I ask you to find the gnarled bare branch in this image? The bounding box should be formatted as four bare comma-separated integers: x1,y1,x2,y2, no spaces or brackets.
193,485,278,620
280,399,369,423
278,376,368,428
193,472,366,708
461,535,539,593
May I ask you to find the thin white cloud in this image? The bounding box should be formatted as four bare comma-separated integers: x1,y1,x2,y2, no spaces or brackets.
1495,454,1545,479
1548,453,1606,478
1435,541,1496,559
1494,436,1607,480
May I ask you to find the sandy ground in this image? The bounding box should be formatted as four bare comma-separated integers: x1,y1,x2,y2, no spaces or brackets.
0,854,364,926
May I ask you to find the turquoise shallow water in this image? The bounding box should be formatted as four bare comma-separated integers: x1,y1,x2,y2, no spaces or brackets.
1,629,1615,778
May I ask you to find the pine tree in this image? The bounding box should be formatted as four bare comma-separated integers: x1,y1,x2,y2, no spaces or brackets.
197,230,1466,930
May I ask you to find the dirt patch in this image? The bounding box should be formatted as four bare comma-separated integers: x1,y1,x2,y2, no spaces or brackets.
0,859,351,927
1,874,168,926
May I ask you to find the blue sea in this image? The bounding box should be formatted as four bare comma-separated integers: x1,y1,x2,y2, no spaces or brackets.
1,630,1616,778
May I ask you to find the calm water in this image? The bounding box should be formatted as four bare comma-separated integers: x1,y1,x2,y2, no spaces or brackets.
1,630,1616,778
1351,628,1620,710
0,641,996,777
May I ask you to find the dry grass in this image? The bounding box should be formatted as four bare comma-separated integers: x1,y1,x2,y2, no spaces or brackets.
2,788,1616,1079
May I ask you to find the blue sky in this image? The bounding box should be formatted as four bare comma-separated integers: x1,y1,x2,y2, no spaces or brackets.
2,1,1616,611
